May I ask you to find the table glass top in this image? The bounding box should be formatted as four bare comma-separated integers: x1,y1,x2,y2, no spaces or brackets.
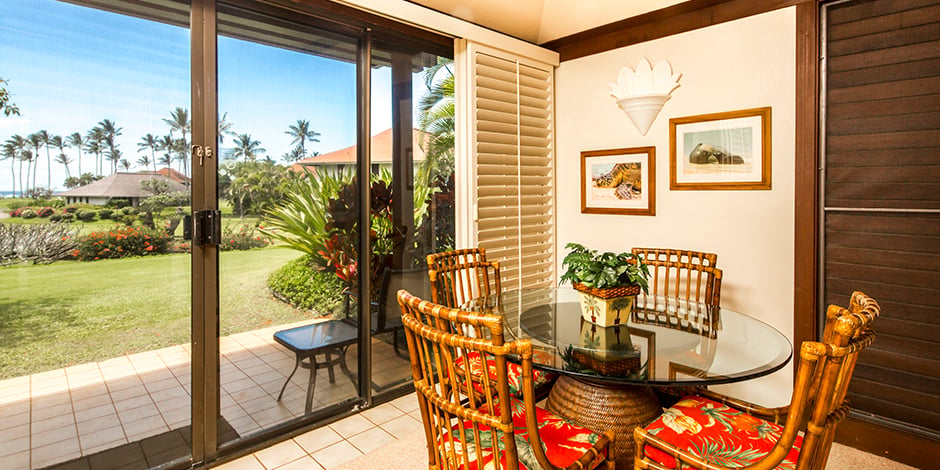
463,288,792,386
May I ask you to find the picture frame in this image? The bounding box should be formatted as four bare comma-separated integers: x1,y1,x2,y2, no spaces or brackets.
669,106,771,190
580,146,655,216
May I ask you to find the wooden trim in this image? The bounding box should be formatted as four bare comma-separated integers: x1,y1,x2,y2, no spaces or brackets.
835,416,940,468
541,0,811,61
793,1,819,361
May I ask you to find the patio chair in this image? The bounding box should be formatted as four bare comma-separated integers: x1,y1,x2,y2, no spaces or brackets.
634,291,881,470
427,247,556,399
343,266,431,358
397,289,615,470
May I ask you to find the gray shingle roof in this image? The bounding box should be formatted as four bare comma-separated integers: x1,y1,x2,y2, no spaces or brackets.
54,173,189,198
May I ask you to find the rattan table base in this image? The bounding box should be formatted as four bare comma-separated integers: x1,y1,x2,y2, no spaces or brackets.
545,375,663,468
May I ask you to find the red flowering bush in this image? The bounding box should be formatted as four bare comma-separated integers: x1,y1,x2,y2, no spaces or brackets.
36,207,54,217
74,225,171,261
9,206,32,217
220,224,271,251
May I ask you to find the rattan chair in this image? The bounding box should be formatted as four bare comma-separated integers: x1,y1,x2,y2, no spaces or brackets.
398,290,615,470
630,248,722,311
634,291,881,470
427,248,501,309
427,248,557,399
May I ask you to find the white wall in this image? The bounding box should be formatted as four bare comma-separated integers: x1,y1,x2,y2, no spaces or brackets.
555,8,797,406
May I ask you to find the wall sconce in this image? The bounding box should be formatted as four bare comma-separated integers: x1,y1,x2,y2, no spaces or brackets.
609,58,682,136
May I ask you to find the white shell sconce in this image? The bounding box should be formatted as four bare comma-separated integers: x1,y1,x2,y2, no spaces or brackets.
609,58,682,136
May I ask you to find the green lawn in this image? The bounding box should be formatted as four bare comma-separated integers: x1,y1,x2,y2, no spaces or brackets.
0,248,318,379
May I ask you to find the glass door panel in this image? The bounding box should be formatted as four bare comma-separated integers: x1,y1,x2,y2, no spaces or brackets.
215,2,360,444
0,1,192,468
368,45,455,398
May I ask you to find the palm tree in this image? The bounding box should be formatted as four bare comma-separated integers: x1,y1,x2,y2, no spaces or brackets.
156,134,175,170
50,135,66,185
119,159,131,171
67,132,86,176
35,130,57,189
1,141,18,197
218,112,234,147
26,132,43,191
86,126,105,175
7,135,26,196
285,119,320,159
163,107,190,176
281,146,304,163
20,149,34,196
107,148,122,174
417,59,455,181
137,155,153,171
138,133,159,172
97,119,122,174
232,133,265,162
54,152,73,179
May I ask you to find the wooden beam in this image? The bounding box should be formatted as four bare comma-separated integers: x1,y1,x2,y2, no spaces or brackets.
541,0,811,61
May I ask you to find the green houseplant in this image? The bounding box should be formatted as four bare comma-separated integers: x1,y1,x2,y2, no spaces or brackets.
560,242,650,326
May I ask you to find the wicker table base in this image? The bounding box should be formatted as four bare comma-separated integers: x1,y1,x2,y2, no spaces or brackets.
545,376,663,468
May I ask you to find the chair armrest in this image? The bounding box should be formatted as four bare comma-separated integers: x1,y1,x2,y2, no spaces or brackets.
697,389,790,425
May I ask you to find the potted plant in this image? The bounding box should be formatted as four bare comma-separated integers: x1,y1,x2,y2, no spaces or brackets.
560,242,650,326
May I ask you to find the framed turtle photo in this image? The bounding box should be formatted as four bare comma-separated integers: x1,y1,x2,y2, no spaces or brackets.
580,146,655,216
669,107,771,190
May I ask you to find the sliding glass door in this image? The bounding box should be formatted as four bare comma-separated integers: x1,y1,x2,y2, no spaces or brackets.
0,0,452,467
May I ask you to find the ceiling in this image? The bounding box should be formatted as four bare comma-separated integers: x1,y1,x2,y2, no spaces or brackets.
407,0,687,44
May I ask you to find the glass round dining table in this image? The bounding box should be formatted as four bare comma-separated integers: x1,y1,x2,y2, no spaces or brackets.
462,287,792,466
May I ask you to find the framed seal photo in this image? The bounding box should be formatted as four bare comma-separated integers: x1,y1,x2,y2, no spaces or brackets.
580,146,655,216
669,107,771,190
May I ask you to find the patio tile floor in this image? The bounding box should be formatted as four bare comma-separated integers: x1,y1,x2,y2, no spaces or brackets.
0,319,413,469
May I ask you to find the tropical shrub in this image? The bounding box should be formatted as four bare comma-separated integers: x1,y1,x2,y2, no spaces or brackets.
263,168,433,300
75,210,97,222
97,208,114,219
267,254,346,316
10,206,33,217
36,207,54,217
19,209,37,219
220,224,271,251
63,206,78,214
49,213,74,223
0,223,79,265
74,225,171,261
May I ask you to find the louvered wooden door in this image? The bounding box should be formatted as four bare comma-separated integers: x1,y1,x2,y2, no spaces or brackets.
822,0,940,442
457,40,555,291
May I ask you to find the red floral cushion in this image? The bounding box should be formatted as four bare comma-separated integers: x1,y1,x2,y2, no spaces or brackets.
454,351,557,397
439,398,607,469
642,396,802,469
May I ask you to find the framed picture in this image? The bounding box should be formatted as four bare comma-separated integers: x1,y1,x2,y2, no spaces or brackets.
580,146,655,216
669,106,771,190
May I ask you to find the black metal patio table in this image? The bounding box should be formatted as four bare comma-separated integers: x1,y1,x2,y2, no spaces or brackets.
273,320,358,415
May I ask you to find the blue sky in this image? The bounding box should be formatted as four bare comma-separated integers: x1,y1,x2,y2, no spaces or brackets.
0,0,411,191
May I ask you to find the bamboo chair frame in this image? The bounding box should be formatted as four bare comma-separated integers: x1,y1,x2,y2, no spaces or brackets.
398,290,615,470
427,248,502,309
631,248,722,311
633,291,881,470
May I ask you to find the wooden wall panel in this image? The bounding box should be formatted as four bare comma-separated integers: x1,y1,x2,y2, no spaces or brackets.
823,0,940,434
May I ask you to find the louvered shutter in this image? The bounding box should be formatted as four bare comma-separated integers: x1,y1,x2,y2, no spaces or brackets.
456,40,555,292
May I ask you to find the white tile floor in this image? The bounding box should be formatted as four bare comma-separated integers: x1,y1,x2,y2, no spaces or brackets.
0,320,414,469
214,394,424,470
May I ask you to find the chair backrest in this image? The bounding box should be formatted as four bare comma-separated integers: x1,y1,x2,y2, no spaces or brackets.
397,289,560,470
427,248,501,308
769,291,881,470
631,247,722,311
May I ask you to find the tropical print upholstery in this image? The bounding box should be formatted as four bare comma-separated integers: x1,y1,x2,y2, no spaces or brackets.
454,351,557,397
439,398,608,469
642,396,803,469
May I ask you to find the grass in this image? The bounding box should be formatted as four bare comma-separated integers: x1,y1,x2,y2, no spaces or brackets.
0,247,319,379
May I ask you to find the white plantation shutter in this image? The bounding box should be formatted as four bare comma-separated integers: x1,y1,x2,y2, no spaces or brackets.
456,40,555,291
